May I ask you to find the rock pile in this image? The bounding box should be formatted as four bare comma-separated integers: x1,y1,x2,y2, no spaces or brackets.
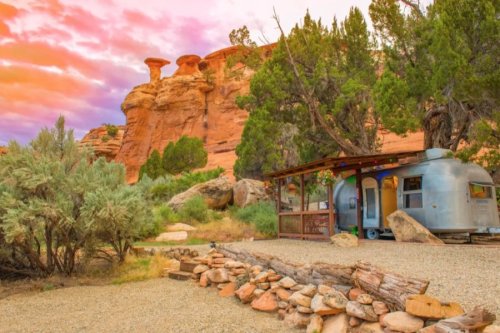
182,248,496,333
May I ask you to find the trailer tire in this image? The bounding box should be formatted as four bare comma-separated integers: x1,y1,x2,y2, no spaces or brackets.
365,228,380,240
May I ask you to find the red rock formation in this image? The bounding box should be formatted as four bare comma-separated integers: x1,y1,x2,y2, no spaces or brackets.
0,146,7,155
79,125,125,161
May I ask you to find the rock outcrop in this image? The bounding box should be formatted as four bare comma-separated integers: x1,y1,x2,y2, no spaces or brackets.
387,210,445,245
114,45,274,183
79,125,125,161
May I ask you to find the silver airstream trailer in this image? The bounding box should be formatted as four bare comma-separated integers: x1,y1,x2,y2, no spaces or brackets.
333,149,500,239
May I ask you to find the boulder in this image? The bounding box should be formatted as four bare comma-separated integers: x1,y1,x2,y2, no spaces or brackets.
166,223,197,232
306,314,323,333
235,283,257,303
382,311,424,332
322,313,349,333
167,176,233,210
357,293,374,305
297,306,313,314
279,276,297,289
289,291,312,308
310,294,342,316
323,289,349,310
299,284,317,297
254,271,269,283
318,284,334,295
207,268,229,283
405,294,464,319
387,210,444,244
372,301,389,315
218,282,236,297
251,290,278,312
330,233,359,247
199,271,209,287
284,311,311,329
275,288,292,302
357,322,384,333
349,288,365,301
349,316,363,327
233,179,269,207
346,301,378,322
193,264,209,274
253,289,265,299
155,231,188,242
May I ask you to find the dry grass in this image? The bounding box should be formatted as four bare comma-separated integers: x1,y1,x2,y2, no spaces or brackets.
109,254,176,285
189,217,263,243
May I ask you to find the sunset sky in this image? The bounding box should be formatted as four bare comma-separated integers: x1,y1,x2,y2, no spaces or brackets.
0,0,376,145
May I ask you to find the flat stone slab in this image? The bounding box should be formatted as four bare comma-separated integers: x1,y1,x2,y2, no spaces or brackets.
155,231,188,242
166,223,197,232
168,271,192,281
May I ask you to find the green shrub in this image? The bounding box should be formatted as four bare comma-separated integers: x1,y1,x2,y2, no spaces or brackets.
153,204,180,225
162,136,208,175
233,201,277,237
180,196,209,223
101,134,110,142
209,210,224,221
105,124,119,137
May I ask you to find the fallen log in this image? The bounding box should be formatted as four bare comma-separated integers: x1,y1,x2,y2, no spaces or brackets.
352,261,429,311
434,307,496,332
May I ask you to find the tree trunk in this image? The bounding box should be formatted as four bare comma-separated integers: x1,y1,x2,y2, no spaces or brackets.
423,106,453,150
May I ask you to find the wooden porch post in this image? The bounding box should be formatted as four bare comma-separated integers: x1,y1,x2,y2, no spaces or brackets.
356,168,364,239
328,183,334,237
300,174,305,239
277,178,281,238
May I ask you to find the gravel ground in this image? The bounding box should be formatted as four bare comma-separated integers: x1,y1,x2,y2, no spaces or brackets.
227,239,500,320
0,278,300,333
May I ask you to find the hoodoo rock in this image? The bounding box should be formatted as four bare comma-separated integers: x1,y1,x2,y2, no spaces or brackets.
167,176,233,210
174,55,202,76
387,210,445,244
232,179,269,207
144,57,170,83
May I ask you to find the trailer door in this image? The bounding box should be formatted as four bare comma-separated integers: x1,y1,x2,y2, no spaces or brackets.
362,177,380,228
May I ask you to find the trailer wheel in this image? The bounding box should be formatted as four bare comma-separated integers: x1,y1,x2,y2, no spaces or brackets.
365,228,380,240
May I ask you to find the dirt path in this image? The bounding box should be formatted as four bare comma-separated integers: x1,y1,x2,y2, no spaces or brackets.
0,278,298,333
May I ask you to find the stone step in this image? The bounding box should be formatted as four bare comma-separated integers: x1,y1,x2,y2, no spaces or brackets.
168,270,192,281
180,260,199,273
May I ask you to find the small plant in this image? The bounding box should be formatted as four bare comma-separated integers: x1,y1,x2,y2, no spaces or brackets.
233,201,277,237
101,134,110,142
104,124,119,138
42,283,56,292
317,170,336,185
180,196,209,223
153,204,180,225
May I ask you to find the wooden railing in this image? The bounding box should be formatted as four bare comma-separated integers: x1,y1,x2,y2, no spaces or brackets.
278,210,334,240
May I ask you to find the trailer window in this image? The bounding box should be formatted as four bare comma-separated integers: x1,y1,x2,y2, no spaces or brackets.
403,176,423,208
469,184,492,199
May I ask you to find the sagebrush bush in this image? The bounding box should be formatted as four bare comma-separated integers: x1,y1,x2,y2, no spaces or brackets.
233,201,277,237
153,204,180,225
180,196,209,223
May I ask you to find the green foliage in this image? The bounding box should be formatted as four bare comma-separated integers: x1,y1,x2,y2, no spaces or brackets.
179,196,209,224
145,168,224,201
0,117,150,277
370,0,499,160
101,135,110,142
163,136,207,175
139,136,208,180
234,9,380,178
232,202,277,237
226,25,263,79
153,204,180,225
104,124,119,138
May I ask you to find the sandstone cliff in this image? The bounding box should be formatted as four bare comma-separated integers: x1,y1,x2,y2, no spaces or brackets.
80,125,125,161
115,46,272,183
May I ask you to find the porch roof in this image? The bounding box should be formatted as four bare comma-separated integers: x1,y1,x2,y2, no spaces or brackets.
266,150,425,179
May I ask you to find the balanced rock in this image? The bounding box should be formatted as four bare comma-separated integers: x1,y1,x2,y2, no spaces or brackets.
251,290,278,312
387,210,444,244
330,233,359,247
233,179,269,208
346,301,378,322
306,314,323,333
405,294,464,319
235,282,257,303
382,311,424,332
322,313,349,333
289,291,312,308
167,176,233,210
